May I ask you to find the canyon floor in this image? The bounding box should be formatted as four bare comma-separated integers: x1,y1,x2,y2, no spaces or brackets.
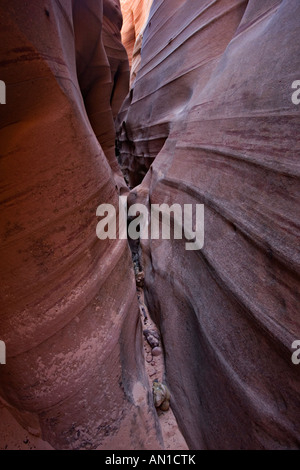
137,285,188,450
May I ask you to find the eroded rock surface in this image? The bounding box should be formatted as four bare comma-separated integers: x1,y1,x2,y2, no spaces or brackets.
117,0,249,187
118,0,300,449
103,0,130,120
0,0,161,450
120,0,152,71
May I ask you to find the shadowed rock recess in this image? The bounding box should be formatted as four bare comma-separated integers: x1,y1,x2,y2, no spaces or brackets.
0,0,299,451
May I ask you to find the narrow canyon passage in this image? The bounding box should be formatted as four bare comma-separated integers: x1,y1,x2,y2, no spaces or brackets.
135,267,188,450
0,0,299,451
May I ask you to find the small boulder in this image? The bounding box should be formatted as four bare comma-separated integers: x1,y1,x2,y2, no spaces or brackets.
152,347,162,357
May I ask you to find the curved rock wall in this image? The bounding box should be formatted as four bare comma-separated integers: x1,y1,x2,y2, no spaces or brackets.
0,0,161,450
119,0,300,449
120,0,152,69
117,0,249,187
103,0,130,120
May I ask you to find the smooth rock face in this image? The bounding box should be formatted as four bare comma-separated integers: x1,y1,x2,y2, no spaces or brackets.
117,0,250,187
119,0,300,449
103,0,130,119
120,0,152,69
0,0,161,450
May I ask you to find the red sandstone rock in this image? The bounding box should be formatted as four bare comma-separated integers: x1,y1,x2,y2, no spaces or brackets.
120,0,300,449
117,0,250,187
128,0,153,87
120,0,152,69
103,0,130,120
0,0,161,450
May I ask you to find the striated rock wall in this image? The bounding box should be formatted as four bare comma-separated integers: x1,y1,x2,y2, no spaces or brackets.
0,0,161,450
119,0,300,449
103,0,130,120
120,0,153,71
117,0,250,187
128,0,153,87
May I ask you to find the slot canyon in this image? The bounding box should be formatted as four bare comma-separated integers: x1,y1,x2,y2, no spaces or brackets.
0,0,299,451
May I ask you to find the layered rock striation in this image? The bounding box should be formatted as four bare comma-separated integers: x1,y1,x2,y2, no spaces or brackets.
103,0,130,120
120,0,152,73
118,0,300,449
0,0,161,450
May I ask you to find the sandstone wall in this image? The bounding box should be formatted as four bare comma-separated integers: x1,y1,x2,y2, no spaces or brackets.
119,0,300,449
120,0,153,71
117,0,250,187
103,0,130,119
0,0,161,450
